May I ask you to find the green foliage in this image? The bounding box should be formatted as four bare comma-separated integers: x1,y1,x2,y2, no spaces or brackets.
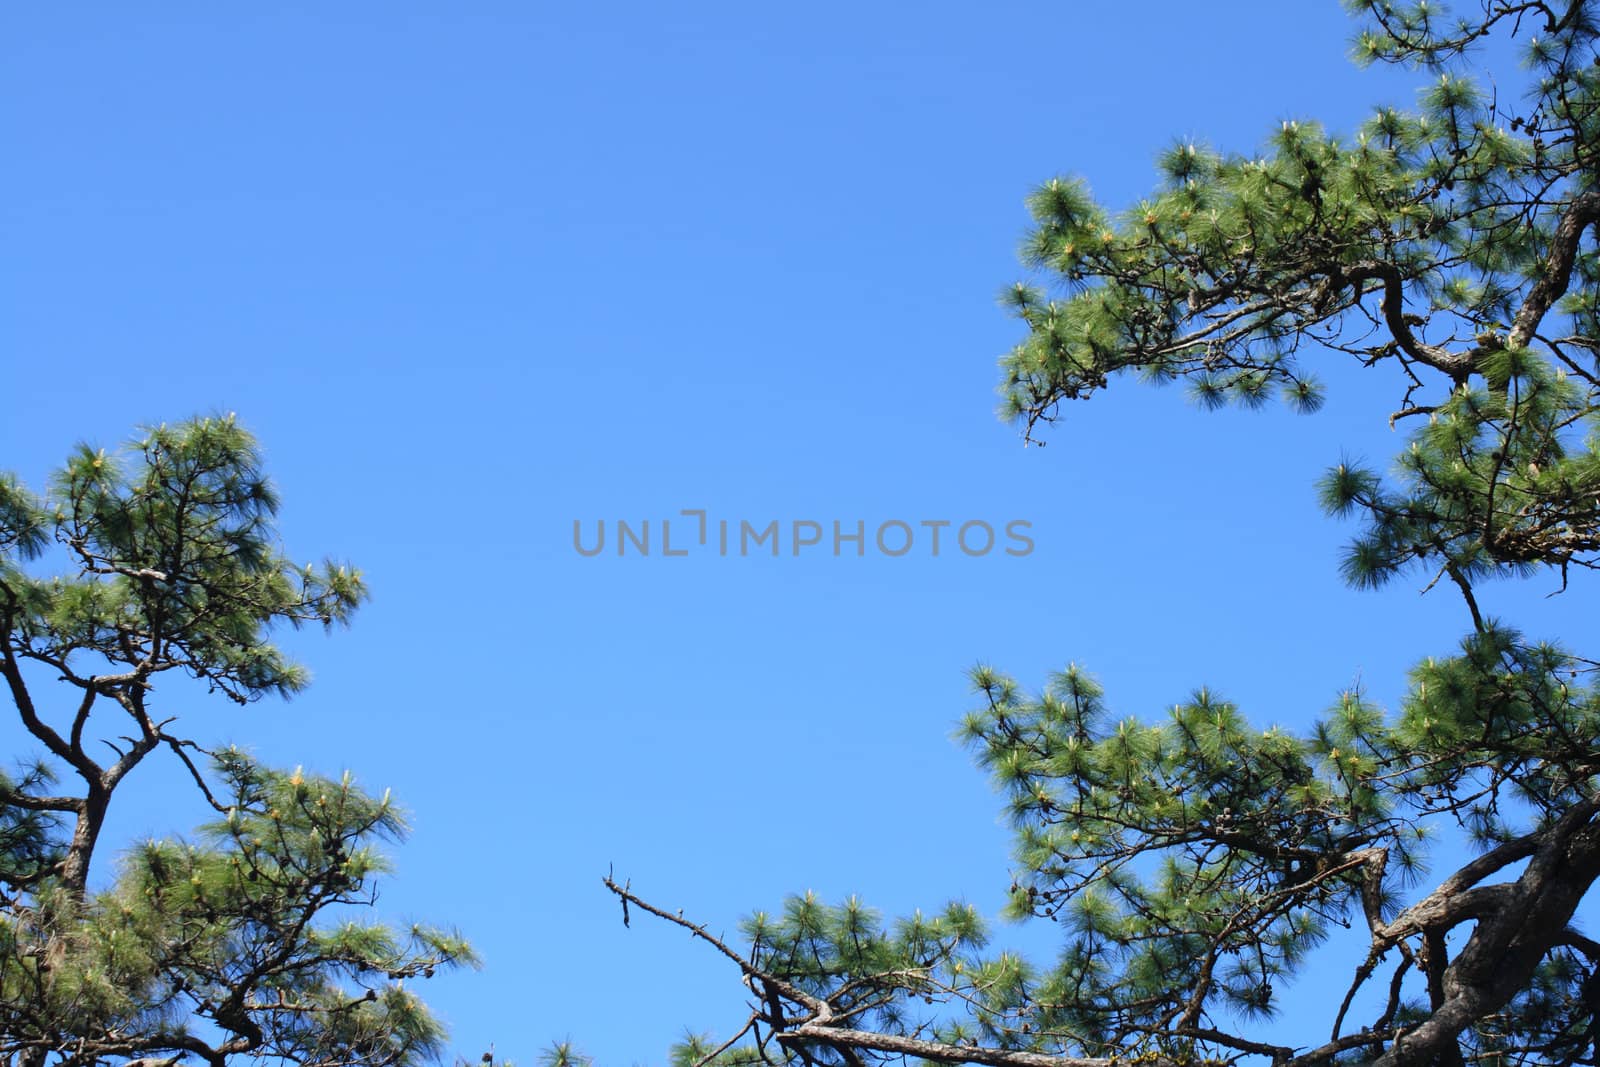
539,1041,593,1067
0,417,471,1067
668,1033,765,1067
747,893,989,1039
608,5,1600,1067
1001,1,1600,614
32,415,366,703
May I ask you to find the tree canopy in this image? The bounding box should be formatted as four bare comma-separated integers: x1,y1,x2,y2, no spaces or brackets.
608,3,1600,1066
0,416,472,1067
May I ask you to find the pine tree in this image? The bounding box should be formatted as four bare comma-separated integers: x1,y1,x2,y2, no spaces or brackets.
0,416,473,1067
611,3,1600,1065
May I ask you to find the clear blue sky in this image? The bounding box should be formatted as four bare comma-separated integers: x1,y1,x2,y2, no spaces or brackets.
3,3,1592,1062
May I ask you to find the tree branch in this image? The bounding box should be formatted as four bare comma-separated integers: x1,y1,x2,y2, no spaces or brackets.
1509,189,1600,351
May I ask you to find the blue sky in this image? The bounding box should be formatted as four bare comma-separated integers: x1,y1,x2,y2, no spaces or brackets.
4,3,1593,1063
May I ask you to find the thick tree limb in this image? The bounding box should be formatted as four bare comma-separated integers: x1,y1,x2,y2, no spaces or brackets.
1509,189,1600,351
1345,262,1475,381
